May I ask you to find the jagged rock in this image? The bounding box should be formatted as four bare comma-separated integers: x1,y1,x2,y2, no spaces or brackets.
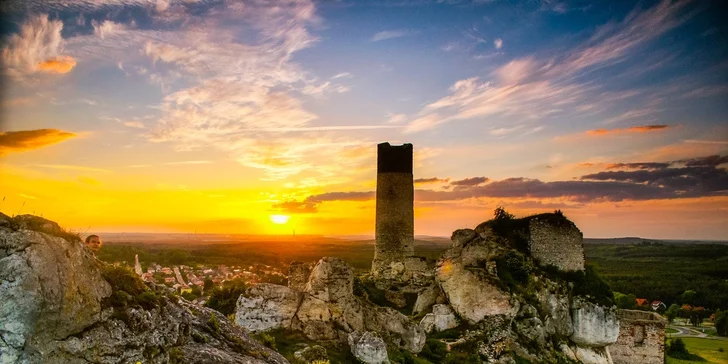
0,219,288,364
305,257,354,303
536,278,573,337
412,283,441,315
293,345,328,363
0,227,111,363
363,306,425,353
514,304,546,347
419,304,459,333
348,331,389,364
451,228,477,247
235,283,302,332
571,297,619,347
288,261,311,292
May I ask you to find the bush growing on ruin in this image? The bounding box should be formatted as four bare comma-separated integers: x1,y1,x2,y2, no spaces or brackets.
101,265,162,310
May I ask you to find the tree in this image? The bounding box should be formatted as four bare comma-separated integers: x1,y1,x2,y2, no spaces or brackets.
665,304,680,324
494,206,514,220
614,292,636,309
204,278,214,292
680,290,697,305
715,310,728,337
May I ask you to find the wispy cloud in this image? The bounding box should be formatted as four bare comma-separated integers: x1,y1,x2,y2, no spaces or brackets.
414,177,450,185
1,14,76,78
33,164,110,173
493,38,503,49
0,129,76,156
371,30,416,42
402,0,690,134
586,124,670,135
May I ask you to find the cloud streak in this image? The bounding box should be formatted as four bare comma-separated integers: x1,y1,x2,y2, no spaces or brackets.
0,129,76,156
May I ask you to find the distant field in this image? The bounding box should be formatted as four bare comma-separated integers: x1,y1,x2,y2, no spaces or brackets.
666,338,728,364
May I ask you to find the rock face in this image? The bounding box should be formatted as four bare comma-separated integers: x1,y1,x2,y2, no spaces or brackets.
609,310,666,364
288,261,311,292
0,215,288,364
1,220,111,363
419,304,459,333
435,229,517,324
348,331,389,364
234,284,302,332
571,297,620,347
236,257,426,354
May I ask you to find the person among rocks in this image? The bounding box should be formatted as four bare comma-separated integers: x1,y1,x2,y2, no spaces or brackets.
84,234,103,251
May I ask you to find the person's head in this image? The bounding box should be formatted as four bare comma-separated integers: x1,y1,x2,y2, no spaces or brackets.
85,235,102,251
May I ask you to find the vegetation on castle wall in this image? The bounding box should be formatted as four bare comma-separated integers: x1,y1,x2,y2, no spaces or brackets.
479,207,574,254
541,264,614,306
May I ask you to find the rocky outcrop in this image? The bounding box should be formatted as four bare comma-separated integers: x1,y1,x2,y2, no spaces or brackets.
435,228,518,324
236,257,425,354
536,277,574,337
234,284,302,332
419,304,459,333
0,215,287,364
412,283,444,316
571,297,620,347
288,261,311,292
348,331,389,364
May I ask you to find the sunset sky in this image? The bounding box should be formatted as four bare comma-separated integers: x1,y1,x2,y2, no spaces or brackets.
1,0,726,239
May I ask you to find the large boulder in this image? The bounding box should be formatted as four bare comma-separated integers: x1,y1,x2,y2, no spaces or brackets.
412,283,443,316
293,345,328,363
348,331,389,364
571,297,619,347
235,283,302,332
288,261,311,292
1,227,111,363
436,261,517,324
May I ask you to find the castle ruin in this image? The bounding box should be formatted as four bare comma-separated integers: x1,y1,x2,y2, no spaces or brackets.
609,309,666,364
527,217,585,271
372,142,416,278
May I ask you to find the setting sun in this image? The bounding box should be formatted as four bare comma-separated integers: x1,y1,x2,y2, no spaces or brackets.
270,214,290,225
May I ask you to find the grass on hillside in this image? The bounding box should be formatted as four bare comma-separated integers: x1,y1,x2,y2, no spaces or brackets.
666,338,728,364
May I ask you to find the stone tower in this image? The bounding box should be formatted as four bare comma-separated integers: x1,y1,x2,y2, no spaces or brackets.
372,142,415,276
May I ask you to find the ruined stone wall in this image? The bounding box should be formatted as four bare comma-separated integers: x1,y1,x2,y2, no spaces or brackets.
528,218,584,271
373,143,414,276
609,309,666,364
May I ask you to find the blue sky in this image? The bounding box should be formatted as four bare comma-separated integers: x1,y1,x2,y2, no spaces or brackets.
0,0,727,238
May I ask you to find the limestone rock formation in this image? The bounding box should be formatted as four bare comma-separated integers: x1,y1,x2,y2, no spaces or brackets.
348,331,389,364
235,256,426,353
234,283,302,332
571,296,620,347
0,215,287,364
419,304,459,333
288,261,311,292
435,228,518,324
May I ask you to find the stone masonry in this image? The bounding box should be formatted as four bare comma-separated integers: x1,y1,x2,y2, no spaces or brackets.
528,217,585,271
609,309,667,364
372,142,415,277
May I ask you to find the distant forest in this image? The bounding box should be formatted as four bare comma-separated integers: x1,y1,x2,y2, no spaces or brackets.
585,242,728,310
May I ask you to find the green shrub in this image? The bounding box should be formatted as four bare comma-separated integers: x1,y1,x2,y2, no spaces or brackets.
419,339,448,362
495,250,532,290
258,333,276,350
666,338,706,361
205,278,250,316
207,313,220,333
101,265,162,310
